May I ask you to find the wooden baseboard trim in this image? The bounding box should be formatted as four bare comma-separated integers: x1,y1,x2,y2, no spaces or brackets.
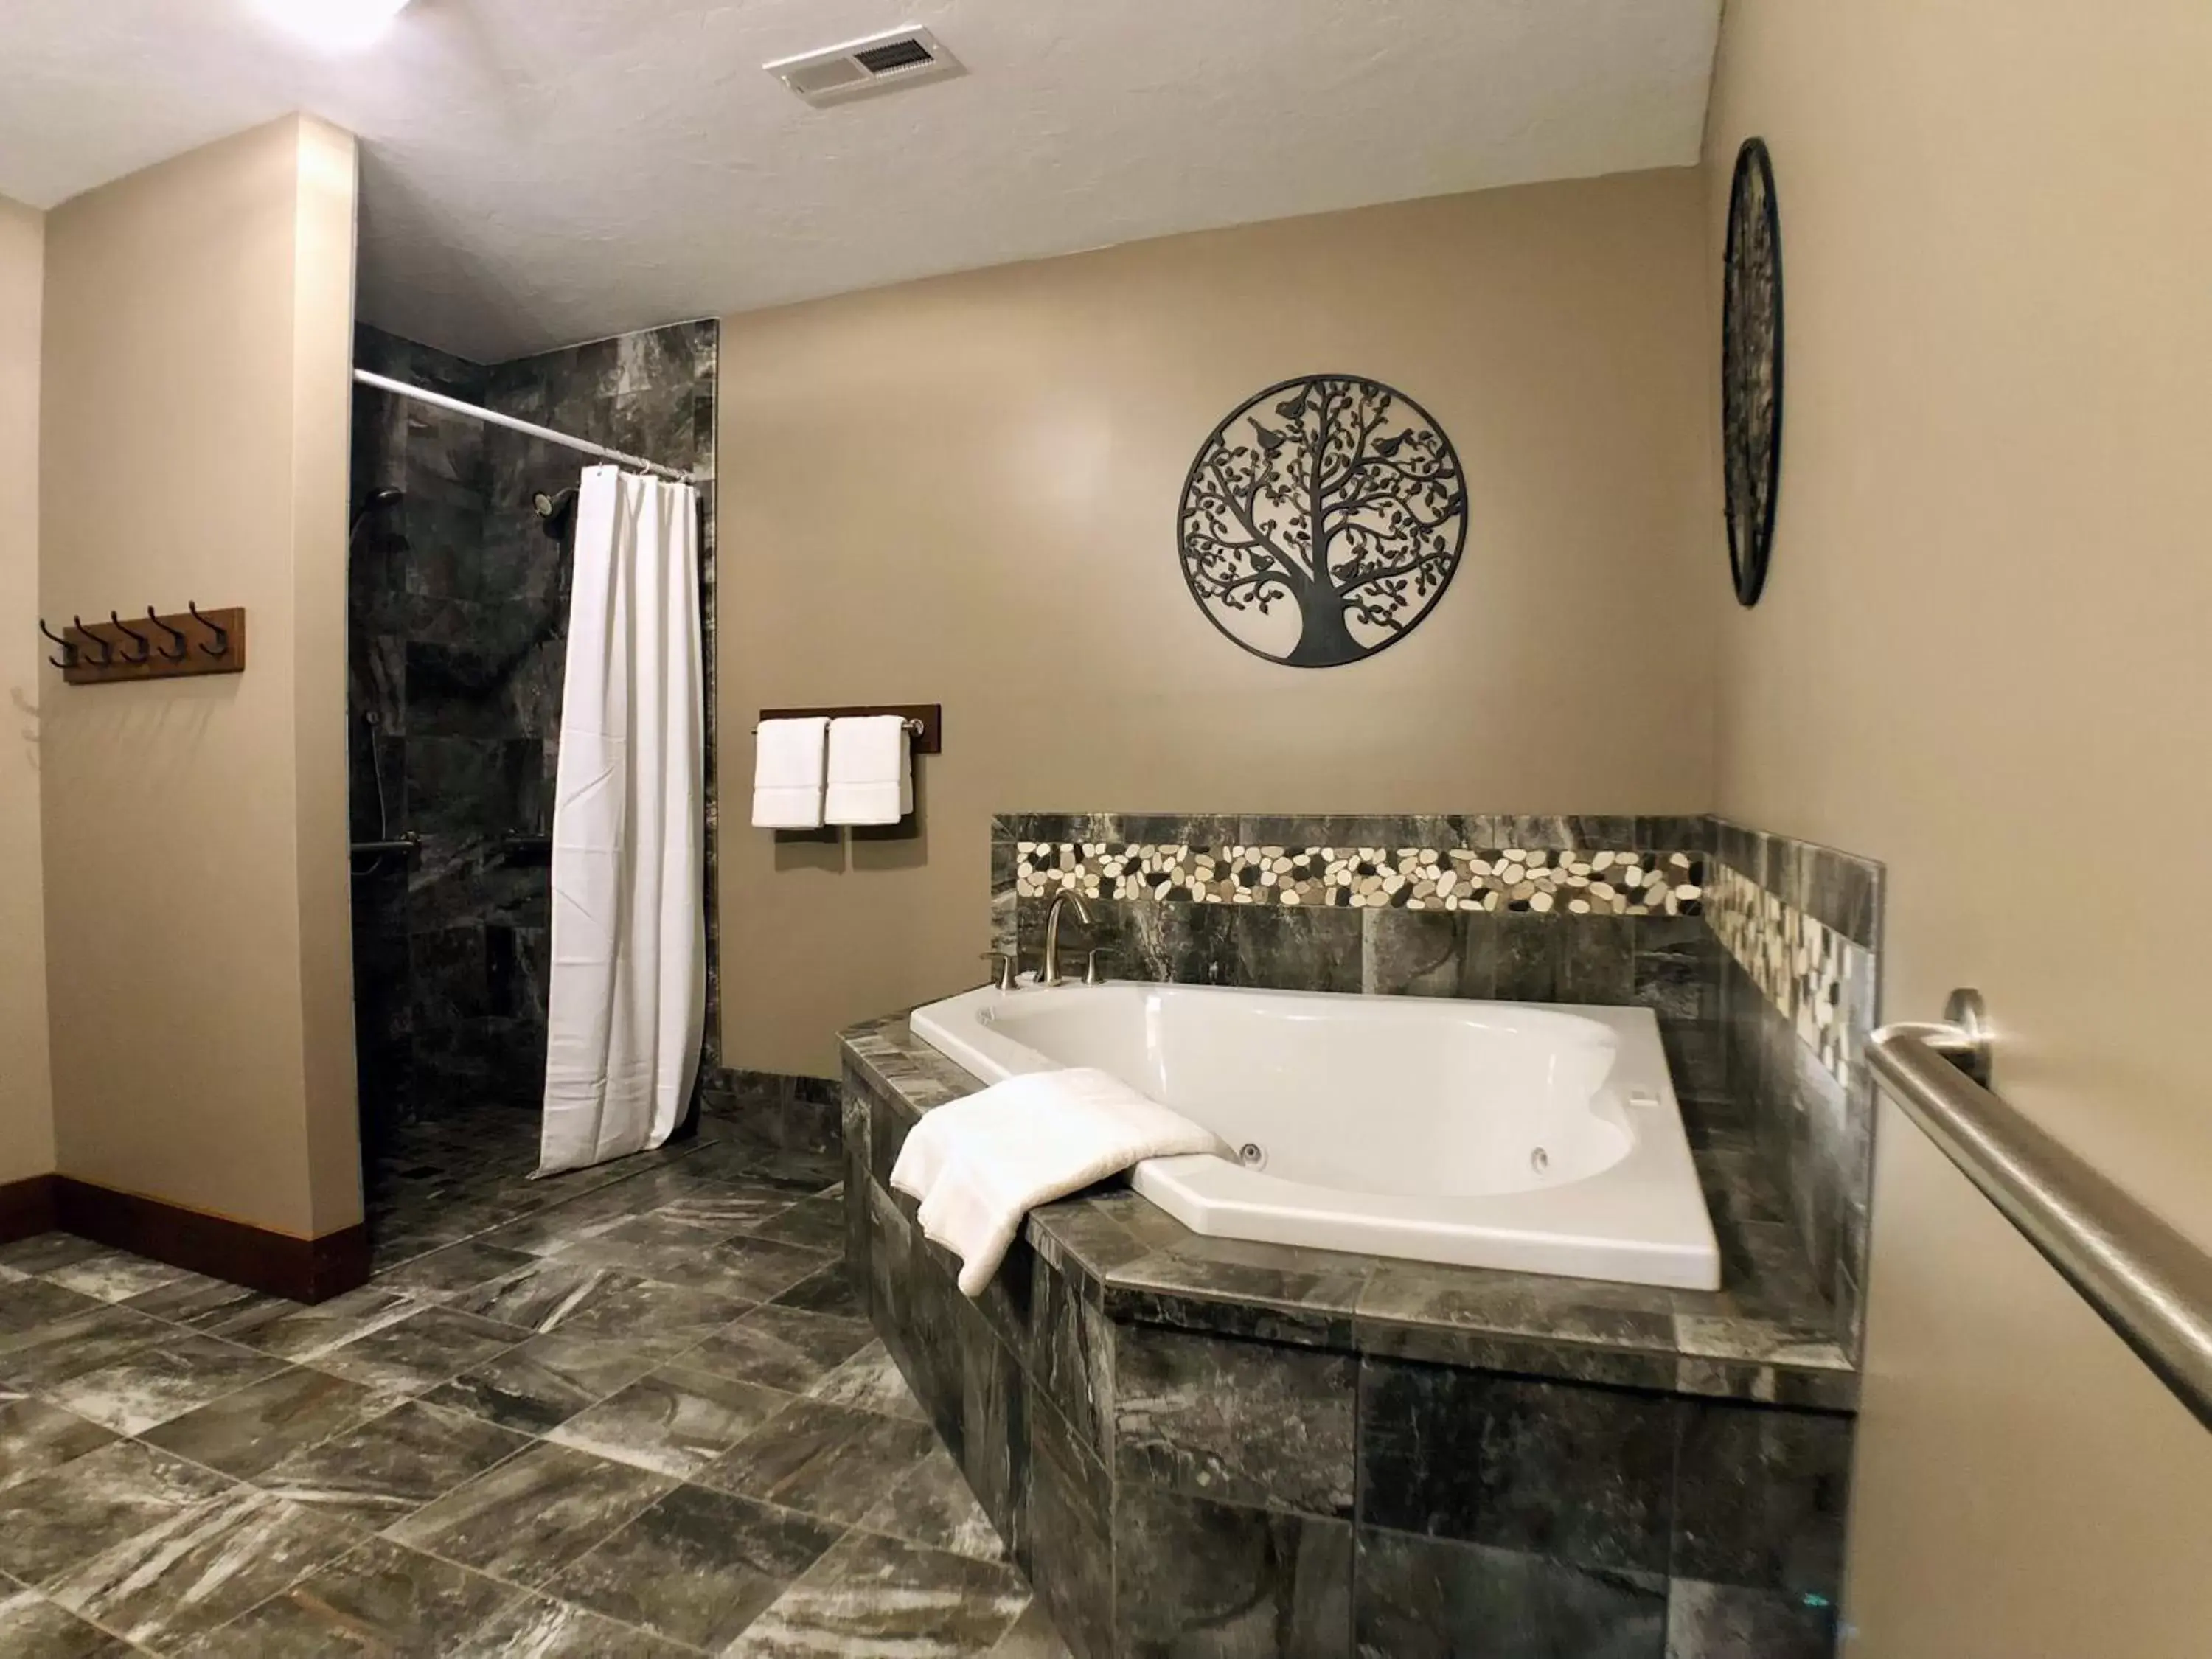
0,1172,60,1245
41,1179,368,1304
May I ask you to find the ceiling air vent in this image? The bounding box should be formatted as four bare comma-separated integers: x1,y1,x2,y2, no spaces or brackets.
765,27,965,108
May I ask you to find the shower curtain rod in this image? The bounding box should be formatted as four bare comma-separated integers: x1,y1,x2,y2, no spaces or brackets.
352,368,700,486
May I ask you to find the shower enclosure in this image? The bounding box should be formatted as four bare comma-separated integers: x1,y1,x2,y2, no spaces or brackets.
345,319,719,1159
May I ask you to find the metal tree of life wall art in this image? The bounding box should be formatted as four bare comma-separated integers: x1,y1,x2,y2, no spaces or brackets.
1179,375,1468,667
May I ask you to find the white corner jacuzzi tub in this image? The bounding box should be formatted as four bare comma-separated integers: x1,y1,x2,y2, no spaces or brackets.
911,981,1721,1291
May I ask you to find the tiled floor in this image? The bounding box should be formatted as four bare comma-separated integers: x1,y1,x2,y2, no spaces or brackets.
0,1110,1068,1657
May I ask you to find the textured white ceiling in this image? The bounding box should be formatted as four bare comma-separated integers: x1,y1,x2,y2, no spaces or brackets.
0,0,1721,361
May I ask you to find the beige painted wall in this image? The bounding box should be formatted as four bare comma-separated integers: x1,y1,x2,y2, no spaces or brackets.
719,172,1718,1074
40,115,362,1238
0,193,54,1188
1705,4,2212,1652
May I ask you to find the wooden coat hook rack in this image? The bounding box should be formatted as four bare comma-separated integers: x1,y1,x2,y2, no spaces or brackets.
41,604,247,686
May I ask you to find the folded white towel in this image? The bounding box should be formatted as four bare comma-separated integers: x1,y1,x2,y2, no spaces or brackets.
890,1067,1226,1295
824,714,911,826
752,717,828,829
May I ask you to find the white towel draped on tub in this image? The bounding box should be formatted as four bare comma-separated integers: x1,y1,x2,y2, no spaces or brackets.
538,466,706,1177
889,1067,1227,1295
824,714,911,826
751,716,829,829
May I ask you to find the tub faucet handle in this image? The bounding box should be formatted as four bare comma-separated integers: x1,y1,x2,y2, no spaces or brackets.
1083,949,1105,986
980,950,1018,992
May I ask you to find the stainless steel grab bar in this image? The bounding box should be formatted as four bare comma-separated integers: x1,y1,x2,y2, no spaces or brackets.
1870,990,2212,1432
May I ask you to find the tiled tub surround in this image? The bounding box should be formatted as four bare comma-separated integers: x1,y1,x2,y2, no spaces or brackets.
1705,820,1883,1346
994,812,1882,1352
348,320,720,1143
845,1018,1855,1658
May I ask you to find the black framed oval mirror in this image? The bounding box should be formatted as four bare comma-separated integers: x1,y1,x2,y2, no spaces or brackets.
1722,136,1784,607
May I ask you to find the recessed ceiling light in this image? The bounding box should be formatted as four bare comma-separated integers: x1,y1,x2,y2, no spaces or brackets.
258,0,413,49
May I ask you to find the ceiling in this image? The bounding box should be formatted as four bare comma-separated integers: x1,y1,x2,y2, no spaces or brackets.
0,0,1722,363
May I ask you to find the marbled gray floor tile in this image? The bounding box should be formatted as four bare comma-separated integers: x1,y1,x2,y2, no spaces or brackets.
682,1306,874,1394
450,1261,748,1356
808,1340,928,1422
469,1202,634,1259
189,1535,518,1654
425,1330,660,1433
47,1488,356,1651
140,1365,396,1481
556,1228,828,1304
548,1364,793,1477
0,1439,236,1590
771,1263,866,1321
369,1239,540,1302
0,1300,174,1392
546,1483,842,1651
647,1183,803,1235
388,1441,675,1585
858,1442,1008,1562
727,1529,1030,1658
0,1397,116,1495
744,1191,847,1254
49,1334,287,1436
306,1304,529,1397
0,1234,111,1277
42,1251,193,1305
122,1275,285,1333
743,1148,846,1194
212,1284,422,1361
987,1599,1074,1658
700,1398,936,1524
0,1587,132,1658
448,1593,699,1657
0,1275,105,1342
255,1398,530,1528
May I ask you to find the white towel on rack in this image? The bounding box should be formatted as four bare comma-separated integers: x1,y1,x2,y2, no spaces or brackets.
890,1068,1227,1295
824,715,912,826
752,717,829,829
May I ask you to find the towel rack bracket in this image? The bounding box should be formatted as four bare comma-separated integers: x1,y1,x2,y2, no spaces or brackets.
757,703,941,754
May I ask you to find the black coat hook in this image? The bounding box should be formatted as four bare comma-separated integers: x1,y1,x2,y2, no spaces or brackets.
109,611,152,664
38,619,76,669
147,607,189,662
187,601,229,658
72,616,113,667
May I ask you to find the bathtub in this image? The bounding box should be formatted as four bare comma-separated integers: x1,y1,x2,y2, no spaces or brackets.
910,981,1721,1291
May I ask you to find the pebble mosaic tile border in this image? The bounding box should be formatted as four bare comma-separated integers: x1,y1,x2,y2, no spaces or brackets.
1705,860,1872,1089
1014,841,1705,917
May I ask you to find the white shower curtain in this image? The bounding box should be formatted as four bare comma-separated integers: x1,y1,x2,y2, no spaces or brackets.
537,465,705,1176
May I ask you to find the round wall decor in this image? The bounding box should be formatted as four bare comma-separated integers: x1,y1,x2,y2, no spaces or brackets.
1722,136,1784,606
1178,374,1467,667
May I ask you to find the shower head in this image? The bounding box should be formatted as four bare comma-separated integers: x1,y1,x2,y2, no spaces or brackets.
350,487,406,540
534,487,579,540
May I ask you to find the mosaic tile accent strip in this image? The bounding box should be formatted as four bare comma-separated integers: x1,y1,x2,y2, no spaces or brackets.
1015,842,1705,917
1705,860,1874,1091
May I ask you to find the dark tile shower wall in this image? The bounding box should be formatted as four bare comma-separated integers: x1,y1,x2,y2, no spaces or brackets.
347,321,718,1148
